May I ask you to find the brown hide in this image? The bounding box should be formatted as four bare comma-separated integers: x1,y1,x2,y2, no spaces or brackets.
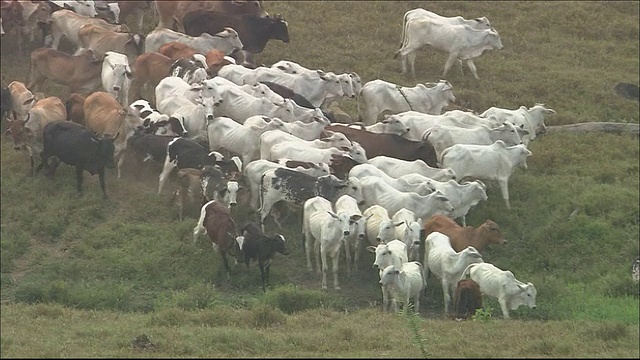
452,279,483,320
27,48,102,94
423,214,506,253
65,93,87,125
130,52,173,101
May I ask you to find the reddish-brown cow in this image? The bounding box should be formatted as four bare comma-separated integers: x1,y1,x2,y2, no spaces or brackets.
129,52,174,103
65,93,86,125
452,279,483,320
193,200,244,273
422,214,507,253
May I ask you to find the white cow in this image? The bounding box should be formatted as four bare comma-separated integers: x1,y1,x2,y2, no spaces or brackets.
367,155,457,182
144,27,243,55
379,262,425,314
268,141,368,165
402,176,488,226
302,196,353,290
359,176,454,220
425,122,525,160
244,159,331,211
367,239,408,275
395,16,503,79
440,140,532,209
358,79,455,125
207,116,290,166
271,60,356,102
389,208,423,262
51,0,98,17
335,194,367,274
155,77,223,107
480,104,556,145
398,8,492,78
101,51,132,107
218,65,344,108
362,205,393,247
259,130,352,160
349,164,435,196
460,262,537,319
49,9,127,52
214,83,298,123
157,95,217,145
387,110,504,141
423,231,484,314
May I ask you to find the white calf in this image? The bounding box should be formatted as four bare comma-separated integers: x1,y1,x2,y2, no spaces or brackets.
379,262,426,313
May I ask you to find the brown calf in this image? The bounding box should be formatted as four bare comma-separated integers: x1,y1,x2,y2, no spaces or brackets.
193,200,244,273
452,279,483,320
423,214,507,253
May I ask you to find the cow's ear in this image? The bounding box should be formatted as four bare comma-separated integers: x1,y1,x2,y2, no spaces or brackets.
126,70,133,80
366,245,377,253
4,128,11,136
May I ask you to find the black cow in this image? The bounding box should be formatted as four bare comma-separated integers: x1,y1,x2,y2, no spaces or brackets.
1,85,12,121
158,137,242,194
325,125,438,167
36,121,116,198
238,222,289,292
183,12,290,53
258,167,364,230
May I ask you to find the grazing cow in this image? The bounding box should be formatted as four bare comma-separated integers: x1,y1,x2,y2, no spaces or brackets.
4,96,67,175
439,140,532,209
36,121,115,197
237,222,289,292
207,116,290,166
7,80,35,121
379,262,425,314
157,0,269,32
424,121,525,160
452,279,483,320
423,231,484,314
83,91,144,178
335,194,366,274
27,48,103,94
77,24,144,64
192,200,244,273
144,27,242,56
183,11,289,54
49,9,128,52
244,159,331,211
397,8,492,78
157,137,242,194
632,256,639,283
460,262,537,319
325,124,439,167
65,93,86,125
359,177,454,221
423,214,507,253
368,155,456,182
358,79,455,125
302,196,353,291
129,99,187,136
258,167,364,231
480,104,556,145
101,51,132,107
395,17,503,79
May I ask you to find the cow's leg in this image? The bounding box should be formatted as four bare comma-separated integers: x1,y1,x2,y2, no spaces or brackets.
498,178,511,209
304,232,314,272
75,166,84,194
498,297,510,319
442,278,453,314
98,167,108,199
220,252,231,275
343,238,352,277
408,52,417,79
443,53,459,79
413,288,420,314
28,148,35,177
134,11,144,34
157,157,177,194
353,236,363,272
400,53,408,75
466,60,480,80
320,243,328,291
331,250,341,290
35,152,49,175
381,286,388,312
115,148,125,179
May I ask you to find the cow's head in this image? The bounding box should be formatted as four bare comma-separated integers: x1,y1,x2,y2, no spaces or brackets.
481,219,507,246
269,234,290,256
4,117,32,151
513,282,537,311
376,219,404,243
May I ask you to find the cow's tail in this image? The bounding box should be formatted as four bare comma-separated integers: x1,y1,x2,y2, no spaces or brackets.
257,172,266,214
394,11,411,59
459,263,476,282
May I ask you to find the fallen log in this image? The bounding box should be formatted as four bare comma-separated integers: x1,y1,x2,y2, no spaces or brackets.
545,122,639,136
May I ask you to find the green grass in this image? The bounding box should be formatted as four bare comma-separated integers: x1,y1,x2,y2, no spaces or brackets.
1,1,639,357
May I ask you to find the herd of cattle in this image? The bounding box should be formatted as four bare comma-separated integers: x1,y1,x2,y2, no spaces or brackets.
1,0,564,320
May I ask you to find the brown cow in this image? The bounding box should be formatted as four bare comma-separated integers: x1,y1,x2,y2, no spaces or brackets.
158,42,232,77
174,167,204,221
129,52,174,103
192,200,244,273
27,48,103,94
7,80,36,121
452,279,483,320
77,24,144,64
422,214,507,253
4,96,67,175
116,0,152,33
65,93,86,125
328,153,362,180
155,0,268,32
83,91,144,179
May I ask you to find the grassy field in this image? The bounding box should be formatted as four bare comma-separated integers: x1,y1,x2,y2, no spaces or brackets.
1,1,639,357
